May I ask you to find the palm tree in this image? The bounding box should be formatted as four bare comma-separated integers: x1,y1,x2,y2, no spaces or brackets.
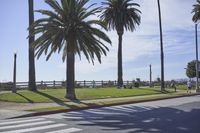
192,0,200,23
157,0,164,91
100,0,141,88
29,0,111,100
192,0,200,91
28,0,37,91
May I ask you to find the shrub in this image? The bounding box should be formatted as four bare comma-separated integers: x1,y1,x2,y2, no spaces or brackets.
134,82,140,88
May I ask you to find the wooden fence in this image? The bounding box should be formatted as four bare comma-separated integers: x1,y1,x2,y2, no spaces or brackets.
0,80,151,91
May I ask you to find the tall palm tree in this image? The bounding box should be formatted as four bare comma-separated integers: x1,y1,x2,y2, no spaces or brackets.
192,0,200,91
28,0,37,91
192,0,200,23
29,0,111,100
157,0,164,91
100,0,141,87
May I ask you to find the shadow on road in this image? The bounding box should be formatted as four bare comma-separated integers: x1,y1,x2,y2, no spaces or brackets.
62,104,200,133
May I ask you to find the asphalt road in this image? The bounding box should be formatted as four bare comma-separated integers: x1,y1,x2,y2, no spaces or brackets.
0,95,200,133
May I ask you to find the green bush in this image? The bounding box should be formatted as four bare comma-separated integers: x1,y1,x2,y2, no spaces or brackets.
134,82,140,88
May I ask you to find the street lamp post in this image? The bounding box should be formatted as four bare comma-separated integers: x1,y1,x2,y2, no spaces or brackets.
195,24,199,92
12,52,17,93
149,64,152,87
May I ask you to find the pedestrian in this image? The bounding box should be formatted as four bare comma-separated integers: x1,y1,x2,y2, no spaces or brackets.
187,80,192,93
171,80,176,92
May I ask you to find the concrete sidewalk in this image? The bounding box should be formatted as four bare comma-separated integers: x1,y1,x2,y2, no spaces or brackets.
0,90,197,120
0,110,32,120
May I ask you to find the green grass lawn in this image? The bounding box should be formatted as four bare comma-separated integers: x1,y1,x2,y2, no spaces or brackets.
0,87,174,103
176,85,196,90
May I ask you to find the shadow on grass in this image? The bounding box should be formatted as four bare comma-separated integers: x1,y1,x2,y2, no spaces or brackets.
16,93,34,103
34,91,96,107
140,88,172,94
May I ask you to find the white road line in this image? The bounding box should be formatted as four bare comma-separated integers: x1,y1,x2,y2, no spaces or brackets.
45,128,82,133
63,116,83,119
0,123,66,133
0,118,45,126
0,120,54,130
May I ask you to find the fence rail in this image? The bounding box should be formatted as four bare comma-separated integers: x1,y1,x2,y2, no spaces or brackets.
0,80,151,91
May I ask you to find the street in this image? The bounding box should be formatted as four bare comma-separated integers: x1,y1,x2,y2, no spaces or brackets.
0,95,200,133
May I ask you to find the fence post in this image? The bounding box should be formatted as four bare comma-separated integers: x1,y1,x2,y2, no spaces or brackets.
84,80,86,88
53,80,55,88
41,81,43,88
93,80,95,88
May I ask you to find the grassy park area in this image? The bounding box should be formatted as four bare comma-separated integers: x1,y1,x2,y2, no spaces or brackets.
0,86,194,113
0,87,175,103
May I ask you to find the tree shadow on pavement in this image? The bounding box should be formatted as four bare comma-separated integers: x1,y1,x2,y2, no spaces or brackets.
62,103,200,133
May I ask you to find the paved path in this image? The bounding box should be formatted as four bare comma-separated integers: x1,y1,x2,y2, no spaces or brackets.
0,95,200,133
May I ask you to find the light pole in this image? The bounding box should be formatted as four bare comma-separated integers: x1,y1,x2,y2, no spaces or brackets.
195,24,200,92
12,52,17,93
149,64,152,87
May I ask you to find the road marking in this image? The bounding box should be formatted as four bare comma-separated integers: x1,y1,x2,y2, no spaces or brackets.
63,116,83,119
0,118,45,126
111,106,134,112
45,128,82,133
1,123,66,133
0,120,54,130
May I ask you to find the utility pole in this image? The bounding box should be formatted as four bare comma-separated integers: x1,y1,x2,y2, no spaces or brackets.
12,52,17,93
149,64,152,87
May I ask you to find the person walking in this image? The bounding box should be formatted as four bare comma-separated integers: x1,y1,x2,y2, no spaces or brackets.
171,80,176,92
187,80,192,93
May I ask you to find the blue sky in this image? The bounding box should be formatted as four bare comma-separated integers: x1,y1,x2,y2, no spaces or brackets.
0,0,198,82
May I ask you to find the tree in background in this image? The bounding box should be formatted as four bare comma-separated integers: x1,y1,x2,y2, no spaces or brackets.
186,60,200,78
29,0,111,100
28,0,37,91
156,77,161,82
100,0,141,87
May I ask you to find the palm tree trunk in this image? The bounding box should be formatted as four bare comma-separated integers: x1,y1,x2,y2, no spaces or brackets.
195,24,199,91
157,0,165,91
28,0,37,91
117,33,123,88
65,52,76,100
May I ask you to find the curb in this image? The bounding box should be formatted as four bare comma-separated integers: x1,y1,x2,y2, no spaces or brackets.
11,93,200,119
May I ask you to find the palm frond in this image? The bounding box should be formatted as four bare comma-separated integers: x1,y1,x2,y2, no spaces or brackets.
192,0,200,23
100,0,141,33
28,0,111,64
